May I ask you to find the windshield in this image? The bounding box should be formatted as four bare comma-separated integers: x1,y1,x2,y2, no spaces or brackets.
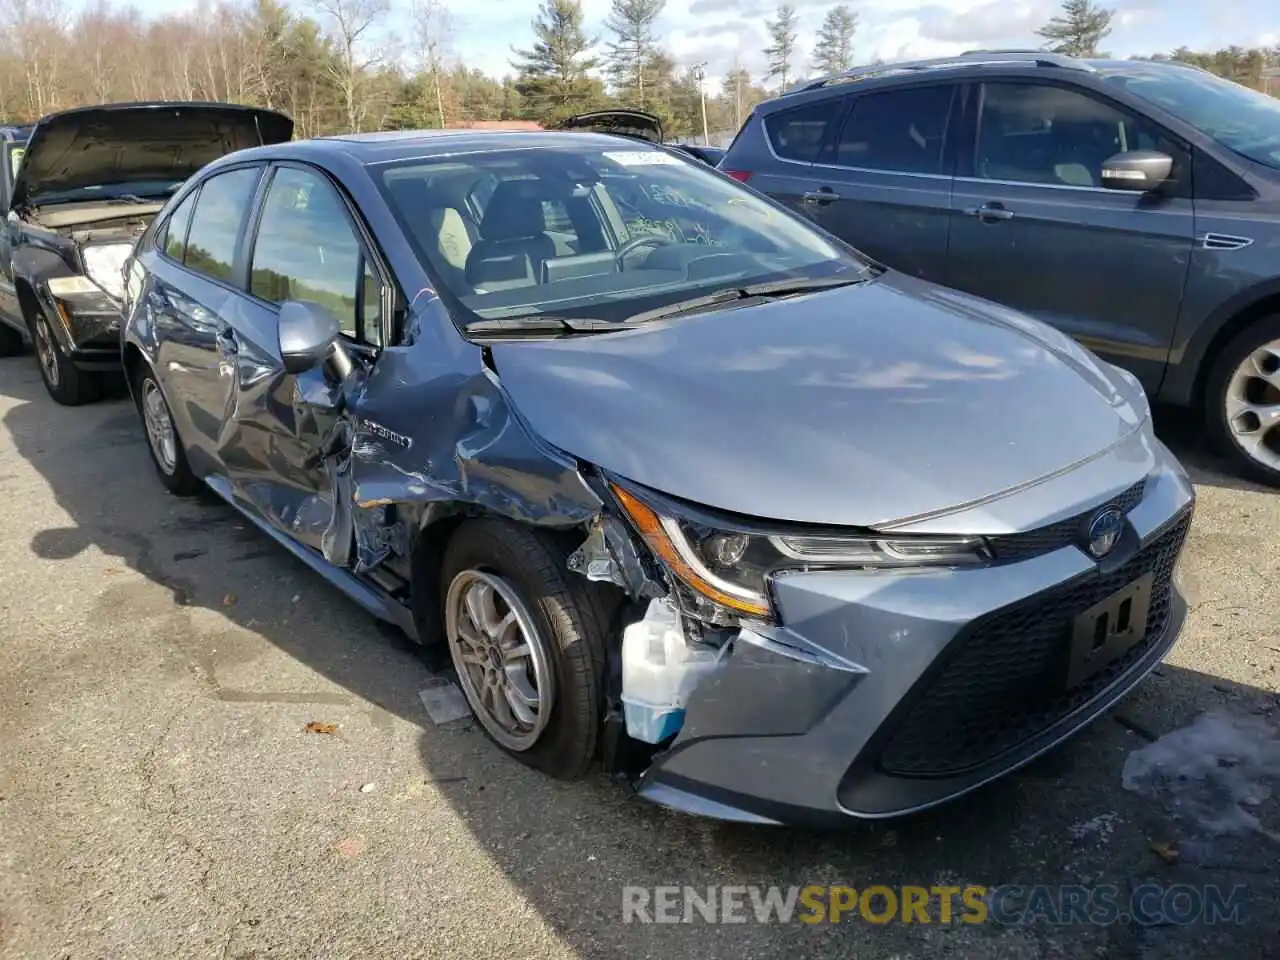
374,144,867,326
1102,63,1280,170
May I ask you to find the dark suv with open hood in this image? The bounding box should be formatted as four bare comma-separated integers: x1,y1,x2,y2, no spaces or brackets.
0,102,292,404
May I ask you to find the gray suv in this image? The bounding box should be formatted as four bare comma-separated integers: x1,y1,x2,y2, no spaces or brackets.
720,51,1280,486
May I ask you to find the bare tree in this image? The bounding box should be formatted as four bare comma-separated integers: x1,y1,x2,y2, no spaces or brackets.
412,0,454,128
311,0,392,133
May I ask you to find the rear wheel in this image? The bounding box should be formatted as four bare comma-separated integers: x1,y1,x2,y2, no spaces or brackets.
1205,315,1280,488
29,308,103,406
438,519,614,780
132,363,201,496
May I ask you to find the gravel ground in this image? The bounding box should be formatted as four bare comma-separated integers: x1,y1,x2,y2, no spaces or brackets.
0,356,1276,960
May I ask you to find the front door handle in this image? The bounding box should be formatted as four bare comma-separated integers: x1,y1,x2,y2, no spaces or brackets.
964,202,1015,222
803,189,842,204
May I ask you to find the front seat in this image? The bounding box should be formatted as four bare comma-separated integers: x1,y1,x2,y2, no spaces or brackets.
465,180,558,292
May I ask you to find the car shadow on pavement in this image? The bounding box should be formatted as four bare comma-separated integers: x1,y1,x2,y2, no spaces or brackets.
1153,405,1277,495
2,356,1276,959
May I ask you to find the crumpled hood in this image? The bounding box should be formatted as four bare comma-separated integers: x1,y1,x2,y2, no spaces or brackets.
12,101,293,209
490,274,1150,528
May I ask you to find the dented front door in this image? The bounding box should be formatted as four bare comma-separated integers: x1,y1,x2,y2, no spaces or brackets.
219,163,377,554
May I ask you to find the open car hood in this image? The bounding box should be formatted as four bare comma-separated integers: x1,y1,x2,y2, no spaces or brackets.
12,102,293,209
556,110,664,144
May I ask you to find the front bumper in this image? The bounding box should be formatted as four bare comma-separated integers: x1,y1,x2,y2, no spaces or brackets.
635,442,1195,826
39,285,123,370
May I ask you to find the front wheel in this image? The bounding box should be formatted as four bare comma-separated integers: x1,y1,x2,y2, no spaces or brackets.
438,519,614,780
30,308,103,405
1204,316,1280,488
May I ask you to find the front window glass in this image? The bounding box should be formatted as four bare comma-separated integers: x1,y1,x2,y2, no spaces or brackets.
375,144,865,326
976,82,1174,187
1102,64,1280,171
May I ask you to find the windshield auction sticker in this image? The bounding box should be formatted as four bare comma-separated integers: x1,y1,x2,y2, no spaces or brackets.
603,151,680,166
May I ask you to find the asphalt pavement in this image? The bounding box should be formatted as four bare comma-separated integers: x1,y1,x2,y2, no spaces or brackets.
0,355,1277,960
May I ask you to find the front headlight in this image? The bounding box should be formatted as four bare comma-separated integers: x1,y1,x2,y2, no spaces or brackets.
609,483,989,620
80,243,134,301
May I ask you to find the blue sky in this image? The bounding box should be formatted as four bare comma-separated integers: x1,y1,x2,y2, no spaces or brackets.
85,0,1279,84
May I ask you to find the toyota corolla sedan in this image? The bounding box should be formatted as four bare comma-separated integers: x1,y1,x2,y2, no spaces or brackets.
120,128,1195,825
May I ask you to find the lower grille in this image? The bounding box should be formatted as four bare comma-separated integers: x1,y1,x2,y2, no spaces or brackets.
876,509,1191,779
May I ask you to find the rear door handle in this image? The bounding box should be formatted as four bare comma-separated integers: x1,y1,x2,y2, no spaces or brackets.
803,189,842,204
964,202,1015,222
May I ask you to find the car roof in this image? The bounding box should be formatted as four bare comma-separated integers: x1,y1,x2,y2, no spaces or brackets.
233,128,654,167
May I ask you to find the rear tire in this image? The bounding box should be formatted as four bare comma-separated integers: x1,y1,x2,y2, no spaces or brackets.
29,308,103,406
438,519,615,780
1204,315,1280,488
131,362,201,496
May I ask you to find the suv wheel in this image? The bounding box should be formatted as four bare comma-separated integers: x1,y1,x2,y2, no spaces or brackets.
1205,315,1280,487
437,519,614,780
29,308,103,405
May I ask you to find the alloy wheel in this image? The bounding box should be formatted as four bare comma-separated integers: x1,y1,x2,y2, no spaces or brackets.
141,379,178,475
1224,337,1280,475
444,569,555,752
33,315,59,388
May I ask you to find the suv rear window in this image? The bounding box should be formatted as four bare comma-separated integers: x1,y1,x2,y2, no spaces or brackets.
765,101,843,162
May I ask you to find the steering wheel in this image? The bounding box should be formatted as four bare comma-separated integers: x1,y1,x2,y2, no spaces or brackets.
614,234,672,270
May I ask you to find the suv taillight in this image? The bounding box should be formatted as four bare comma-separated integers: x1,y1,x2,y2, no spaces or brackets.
724,170,753,183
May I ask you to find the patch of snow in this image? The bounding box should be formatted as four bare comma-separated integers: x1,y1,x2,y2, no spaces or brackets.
1121,711,1280,840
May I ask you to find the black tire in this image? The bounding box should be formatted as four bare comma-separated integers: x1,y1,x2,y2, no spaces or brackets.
0,322,24,358
1204,314,1280,488
131,362,201,496
438,518,616,780
28,307,103,405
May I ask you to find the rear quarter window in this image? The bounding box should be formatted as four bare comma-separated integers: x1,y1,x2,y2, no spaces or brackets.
764,100,844,162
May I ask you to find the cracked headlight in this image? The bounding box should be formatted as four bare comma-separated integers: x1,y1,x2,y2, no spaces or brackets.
610,482,989,620
80,243,133,301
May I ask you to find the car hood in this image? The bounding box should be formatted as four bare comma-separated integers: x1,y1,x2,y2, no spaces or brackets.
556,110,664,144
490,274,1151,528
12,102,293,209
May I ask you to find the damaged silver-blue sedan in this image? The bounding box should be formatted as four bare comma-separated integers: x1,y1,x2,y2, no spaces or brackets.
120,128,1195,826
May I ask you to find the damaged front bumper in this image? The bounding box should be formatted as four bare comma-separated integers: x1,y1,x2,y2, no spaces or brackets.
630,450,1195,826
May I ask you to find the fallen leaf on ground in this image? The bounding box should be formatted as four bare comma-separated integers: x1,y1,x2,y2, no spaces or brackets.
1149,840,1179,864
334,835,366,859
222,591,237,606
303,721,338,735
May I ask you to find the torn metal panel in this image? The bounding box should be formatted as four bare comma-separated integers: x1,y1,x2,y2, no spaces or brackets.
568,515,666,599
336,299,604,572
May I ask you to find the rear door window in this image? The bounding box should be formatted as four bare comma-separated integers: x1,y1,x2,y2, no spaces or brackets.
182,167,262,283
833,85,956,175
160,191,197,262
765,100,845,162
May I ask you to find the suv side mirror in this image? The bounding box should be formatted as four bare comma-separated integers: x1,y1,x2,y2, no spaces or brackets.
278,300,348,376
1100,151,1173,192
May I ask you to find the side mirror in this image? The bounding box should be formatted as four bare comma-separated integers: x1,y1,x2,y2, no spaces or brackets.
278,300,343,375
1100,150,1173,193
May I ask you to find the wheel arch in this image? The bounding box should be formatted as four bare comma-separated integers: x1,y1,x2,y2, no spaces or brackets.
1166,279,1280,408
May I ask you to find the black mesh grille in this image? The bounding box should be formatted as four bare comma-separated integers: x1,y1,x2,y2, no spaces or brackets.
986,481,1146,562
876,509,1191,779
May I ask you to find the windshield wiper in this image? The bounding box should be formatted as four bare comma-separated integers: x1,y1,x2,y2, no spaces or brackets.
623,273,868,325
466,316,634,336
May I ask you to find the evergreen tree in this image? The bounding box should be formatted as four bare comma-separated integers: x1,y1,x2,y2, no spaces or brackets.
604,0,665,108
812,4,856,76
763,3,799,91
510,0,603,123
1035,0,1113,58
